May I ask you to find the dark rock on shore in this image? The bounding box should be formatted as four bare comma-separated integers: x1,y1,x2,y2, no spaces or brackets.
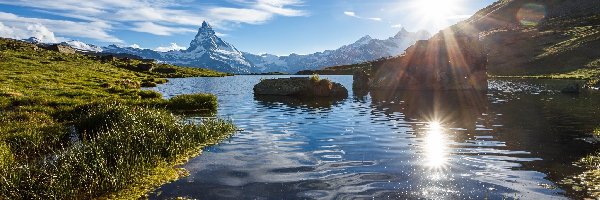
254,77,348,97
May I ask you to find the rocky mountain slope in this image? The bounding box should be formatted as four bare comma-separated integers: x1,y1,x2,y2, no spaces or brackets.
459,0,600,75
315,0,600,77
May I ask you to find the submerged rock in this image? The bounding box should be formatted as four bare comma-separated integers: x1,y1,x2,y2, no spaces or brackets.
254,77,348,97
561,83,581,94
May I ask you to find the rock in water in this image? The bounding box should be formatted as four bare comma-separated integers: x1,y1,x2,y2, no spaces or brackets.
561,83,581,94
352,70,371,91
254,77,348,97
355,31,487,91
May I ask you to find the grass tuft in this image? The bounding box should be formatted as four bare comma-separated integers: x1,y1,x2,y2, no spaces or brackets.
167,93,218,112
138,90,163,99
0,103,236,199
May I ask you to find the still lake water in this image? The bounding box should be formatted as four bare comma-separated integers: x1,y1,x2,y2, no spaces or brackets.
148,75,599,199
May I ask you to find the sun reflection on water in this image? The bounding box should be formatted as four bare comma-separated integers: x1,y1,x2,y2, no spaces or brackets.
423,121,450,169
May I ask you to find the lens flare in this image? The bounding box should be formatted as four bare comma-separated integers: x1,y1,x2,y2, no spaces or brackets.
517,3,546,26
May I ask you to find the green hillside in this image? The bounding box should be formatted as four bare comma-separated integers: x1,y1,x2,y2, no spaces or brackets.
0,38,236,199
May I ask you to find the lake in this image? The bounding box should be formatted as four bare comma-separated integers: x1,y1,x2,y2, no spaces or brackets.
147,75,599,199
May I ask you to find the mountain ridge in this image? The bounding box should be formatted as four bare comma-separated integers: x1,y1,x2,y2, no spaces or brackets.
35,21,430,74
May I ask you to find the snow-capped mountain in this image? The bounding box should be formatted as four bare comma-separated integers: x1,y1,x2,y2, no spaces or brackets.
63,40,103,52
72,21,429,74
103,22,254,74
243,28,431,73
24,37,43,44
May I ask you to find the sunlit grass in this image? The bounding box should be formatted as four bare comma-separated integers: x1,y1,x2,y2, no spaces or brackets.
0,38,236,199
0,103,236,199
562,150,600,198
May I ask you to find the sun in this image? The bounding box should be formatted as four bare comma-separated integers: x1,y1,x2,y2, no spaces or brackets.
408,0,465,25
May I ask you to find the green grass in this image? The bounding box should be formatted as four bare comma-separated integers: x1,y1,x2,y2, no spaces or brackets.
561,126,600,199
562,150,600,198
167,94,218,112
138,90,163,99
0,38,236,199
0,103,236,199
309,74,320,82
491,67,600,89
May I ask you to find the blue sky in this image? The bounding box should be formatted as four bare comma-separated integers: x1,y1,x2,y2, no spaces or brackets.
0,0,495,55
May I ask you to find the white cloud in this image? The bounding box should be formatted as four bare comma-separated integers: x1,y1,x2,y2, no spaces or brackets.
65,40,103,52
131,22,195,36
343,11,382,21
391,24,403,28
215,32,228,37
154,43,186,52
344,11,357,17
129,44,141,49
208,7,273,24
0,0,308,40
0,21,60,43
446,14,472,19
0,11,122,43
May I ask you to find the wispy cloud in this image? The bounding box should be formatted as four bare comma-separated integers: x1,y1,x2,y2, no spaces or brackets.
0,21,60,43
155,43,186,52
0,0,307,42
344,11,357,17
130,22,196,36
343,11,382,21
391,24,403,28
129,44,141,49
0,11,121,42
446,14,472,19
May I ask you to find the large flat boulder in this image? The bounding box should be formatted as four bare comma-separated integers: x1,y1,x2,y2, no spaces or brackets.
44,44,76,54
254,77,348,97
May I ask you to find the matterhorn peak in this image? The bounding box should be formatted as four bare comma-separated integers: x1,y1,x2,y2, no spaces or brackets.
195,21,216,38
201,21,212,29
188,21,221,51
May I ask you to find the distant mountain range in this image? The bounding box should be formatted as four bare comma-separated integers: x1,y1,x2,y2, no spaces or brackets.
242,29,430,73
25,21,430,74
102,22,254,73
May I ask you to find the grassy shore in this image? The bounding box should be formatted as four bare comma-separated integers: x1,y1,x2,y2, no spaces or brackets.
562,148,600,198
491,67,600,89
0,38,236,199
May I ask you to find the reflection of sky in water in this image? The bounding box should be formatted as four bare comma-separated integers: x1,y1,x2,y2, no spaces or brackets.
145,76,593,199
